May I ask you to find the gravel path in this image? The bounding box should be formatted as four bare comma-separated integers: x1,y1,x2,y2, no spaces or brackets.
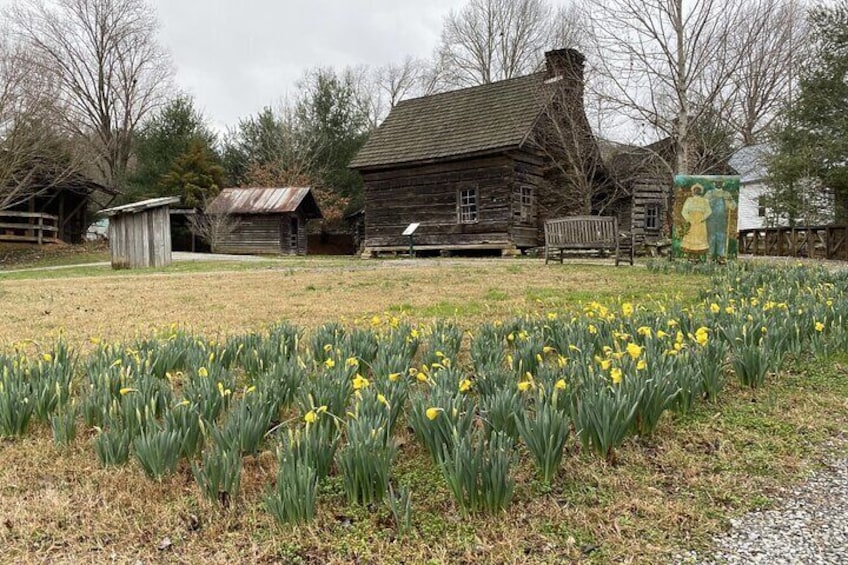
676,453,848,564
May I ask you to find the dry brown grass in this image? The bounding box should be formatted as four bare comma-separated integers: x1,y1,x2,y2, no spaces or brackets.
0,258,694,349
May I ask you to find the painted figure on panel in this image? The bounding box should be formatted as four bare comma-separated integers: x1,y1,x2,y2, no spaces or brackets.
673,175,740,262
681,184,711,254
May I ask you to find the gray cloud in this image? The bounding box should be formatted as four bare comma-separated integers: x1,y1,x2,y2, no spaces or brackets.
152,0,466,130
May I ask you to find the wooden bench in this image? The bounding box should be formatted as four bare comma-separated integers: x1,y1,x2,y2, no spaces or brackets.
544,216,634,266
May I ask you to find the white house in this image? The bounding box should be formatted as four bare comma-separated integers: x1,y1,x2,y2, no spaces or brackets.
729,144,834,230
729,145,771,231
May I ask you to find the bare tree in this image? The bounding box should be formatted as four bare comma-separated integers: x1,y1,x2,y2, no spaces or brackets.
372,57,427,122
6,0,172,189
584,0,755,175
524,51,626,216
727,0,811,145
434,0,578,89
188,195,241,254
0,37,86,211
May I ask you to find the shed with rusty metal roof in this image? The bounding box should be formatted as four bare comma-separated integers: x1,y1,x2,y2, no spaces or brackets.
206,187,322,255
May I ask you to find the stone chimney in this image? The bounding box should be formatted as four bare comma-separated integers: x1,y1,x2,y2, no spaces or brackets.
544,48,585,87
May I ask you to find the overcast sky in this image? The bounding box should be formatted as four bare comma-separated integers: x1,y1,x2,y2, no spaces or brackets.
151,0,468,131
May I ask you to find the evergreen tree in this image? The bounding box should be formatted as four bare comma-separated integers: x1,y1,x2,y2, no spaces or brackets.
769,1,848,224
157,140,225,209
129,96,218,201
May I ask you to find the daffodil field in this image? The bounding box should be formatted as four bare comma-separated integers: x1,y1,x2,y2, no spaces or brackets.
1,262,846,530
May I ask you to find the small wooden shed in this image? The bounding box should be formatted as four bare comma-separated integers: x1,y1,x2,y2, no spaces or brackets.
100,196,180,269
206,187,323,255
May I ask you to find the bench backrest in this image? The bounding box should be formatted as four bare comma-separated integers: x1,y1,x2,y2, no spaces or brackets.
545,216,618,247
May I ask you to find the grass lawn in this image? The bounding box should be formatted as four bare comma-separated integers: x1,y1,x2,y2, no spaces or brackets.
0,257,846,564
0,242,110,270
0,257,695,348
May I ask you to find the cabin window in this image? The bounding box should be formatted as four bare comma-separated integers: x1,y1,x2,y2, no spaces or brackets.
757,195,767,217
519,186,534,220
645,203,661,230
458,188,478,223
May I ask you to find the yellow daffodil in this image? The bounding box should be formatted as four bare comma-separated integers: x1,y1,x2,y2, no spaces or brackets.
119,387,137,396
555,379,567,390
622,303,634,317
815,321,825,332
388,372,401,382
637,326,652,338
542,346,555,354
377,393,389,406
198,367,208,377
710,303,721,314
41,353,53,363
626,343,642,360
352,374,370,390
346,357,359,368
636,359,647,371
547,312,558,320
600,358,612,371
323,344,333,353
459,379,473,393
517,381,533,392
426,407,442,421
304,410,318,424
324,358,336,369
611,367,623,384
588,324,598,335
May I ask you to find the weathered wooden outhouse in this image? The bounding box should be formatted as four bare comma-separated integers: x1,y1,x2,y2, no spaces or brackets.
100,196,180,269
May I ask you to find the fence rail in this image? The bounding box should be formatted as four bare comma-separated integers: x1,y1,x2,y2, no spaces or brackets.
0,211,60,244
739,226,848,261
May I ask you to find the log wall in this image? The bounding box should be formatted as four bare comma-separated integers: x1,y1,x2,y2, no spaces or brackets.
361,153,545,254
214,213,308,255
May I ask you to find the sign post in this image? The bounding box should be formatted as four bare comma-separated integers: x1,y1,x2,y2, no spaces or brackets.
402,223,420,257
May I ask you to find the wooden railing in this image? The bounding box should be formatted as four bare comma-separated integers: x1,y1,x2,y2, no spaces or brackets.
0,211,60,244
739,226,848,261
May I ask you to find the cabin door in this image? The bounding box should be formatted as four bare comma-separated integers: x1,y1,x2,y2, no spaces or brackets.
288,216,300,254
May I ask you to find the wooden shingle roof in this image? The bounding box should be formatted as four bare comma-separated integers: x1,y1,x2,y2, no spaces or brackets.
350,73,546,170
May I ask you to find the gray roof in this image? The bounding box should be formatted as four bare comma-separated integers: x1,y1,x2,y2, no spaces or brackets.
350,73,546,169
729,144,771,184
100,196,180,217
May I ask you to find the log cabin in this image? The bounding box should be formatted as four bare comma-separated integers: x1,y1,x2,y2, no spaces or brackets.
607,138,738,249
206,187,322,255
350,49,617,257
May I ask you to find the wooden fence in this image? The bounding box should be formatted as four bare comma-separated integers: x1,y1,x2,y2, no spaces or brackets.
738,226,848,261
0,211,60,244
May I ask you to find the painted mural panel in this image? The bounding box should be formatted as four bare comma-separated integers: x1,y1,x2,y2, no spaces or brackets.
672,175,740,261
